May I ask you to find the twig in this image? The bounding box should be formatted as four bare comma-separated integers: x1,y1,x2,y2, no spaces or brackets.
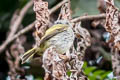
57,0,71,20
71,13,106,22
0,0,33,53
8,0,33,39
9,10,19,28
49,0,68,14
0,21,35,54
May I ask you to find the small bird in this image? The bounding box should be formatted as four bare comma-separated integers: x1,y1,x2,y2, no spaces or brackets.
21,20,75,64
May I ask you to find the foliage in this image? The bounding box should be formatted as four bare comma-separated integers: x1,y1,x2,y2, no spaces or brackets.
83,62,112,80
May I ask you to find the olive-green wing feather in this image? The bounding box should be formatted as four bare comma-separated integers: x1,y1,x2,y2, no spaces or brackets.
21,47,36,64
39,24,68,45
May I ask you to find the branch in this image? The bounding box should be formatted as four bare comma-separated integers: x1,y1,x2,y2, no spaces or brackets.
49,0,68,14
0,0,33,53
71,13,106,22
0,21,35,53
8,1,33,39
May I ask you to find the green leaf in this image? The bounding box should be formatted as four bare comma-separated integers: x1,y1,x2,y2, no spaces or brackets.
82,62,87,69
67,70,72,77
92,70,105,79
101,71,112,79
88,75,96,80
84,66,96,75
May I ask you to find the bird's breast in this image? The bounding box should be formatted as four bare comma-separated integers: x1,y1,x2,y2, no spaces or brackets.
48,28,75,54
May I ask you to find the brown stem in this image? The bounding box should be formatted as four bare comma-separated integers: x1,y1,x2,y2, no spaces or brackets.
8,1,33,39
0,21,35,53
71,13,106,22
49,0,68,14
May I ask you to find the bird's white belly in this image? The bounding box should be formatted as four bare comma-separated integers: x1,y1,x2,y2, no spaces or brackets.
48,28,75,54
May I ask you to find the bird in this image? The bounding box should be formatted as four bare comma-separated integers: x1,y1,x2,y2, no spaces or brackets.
21,20,75,64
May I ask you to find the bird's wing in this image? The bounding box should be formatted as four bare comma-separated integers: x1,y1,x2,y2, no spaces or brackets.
39,26,67,46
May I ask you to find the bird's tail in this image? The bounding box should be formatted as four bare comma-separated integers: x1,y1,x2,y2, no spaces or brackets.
21,47,36,64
